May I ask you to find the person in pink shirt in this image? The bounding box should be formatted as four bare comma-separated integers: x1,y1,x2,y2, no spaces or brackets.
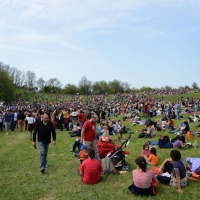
128,156,156,196
142,143,150,158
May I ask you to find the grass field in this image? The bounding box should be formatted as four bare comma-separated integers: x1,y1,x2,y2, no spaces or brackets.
1,112,200,200
1,92,200,200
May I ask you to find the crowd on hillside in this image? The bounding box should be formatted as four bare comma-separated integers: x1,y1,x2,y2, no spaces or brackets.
1,90,200,196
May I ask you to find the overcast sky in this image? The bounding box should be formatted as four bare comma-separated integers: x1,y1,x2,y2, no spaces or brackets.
0,0,200,89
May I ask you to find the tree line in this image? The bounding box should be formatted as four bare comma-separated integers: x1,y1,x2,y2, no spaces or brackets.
0,62,199,102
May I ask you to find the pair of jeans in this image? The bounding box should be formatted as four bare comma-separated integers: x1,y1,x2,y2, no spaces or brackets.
72,140,82,152
38,142,49,168
169,128,180,133
176,111,180,120
157,161,173,184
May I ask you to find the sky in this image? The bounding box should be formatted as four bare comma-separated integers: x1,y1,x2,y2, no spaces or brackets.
0,0,200,89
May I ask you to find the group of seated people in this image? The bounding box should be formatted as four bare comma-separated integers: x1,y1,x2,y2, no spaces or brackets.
69,113,192,196
129,149,186,196
77,145,187,196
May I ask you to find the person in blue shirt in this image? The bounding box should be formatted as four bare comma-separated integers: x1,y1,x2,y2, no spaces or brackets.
3,110,12,135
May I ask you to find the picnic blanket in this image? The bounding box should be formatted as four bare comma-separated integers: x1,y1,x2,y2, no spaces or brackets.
186,158,200,172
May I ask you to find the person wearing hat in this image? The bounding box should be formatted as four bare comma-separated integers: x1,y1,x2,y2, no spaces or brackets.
79,144,88,164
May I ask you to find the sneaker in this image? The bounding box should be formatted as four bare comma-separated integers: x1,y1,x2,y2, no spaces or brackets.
40,167,45,173
6,132,8,135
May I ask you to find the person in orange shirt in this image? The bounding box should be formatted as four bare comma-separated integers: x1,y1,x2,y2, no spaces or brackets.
146,147,158,166
79,145,88,164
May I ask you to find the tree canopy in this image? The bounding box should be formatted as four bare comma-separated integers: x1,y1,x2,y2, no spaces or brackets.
0,66,15,103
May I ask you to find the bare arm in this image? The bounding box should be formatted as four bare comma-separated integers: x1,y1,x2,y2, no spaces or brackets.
81,128,85,143
174,168,183,194
79,170,83,176
158,158,173,173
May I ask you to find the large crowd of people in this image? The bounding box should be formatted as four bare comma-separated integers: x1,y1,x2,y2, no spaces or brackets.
1,90,200,196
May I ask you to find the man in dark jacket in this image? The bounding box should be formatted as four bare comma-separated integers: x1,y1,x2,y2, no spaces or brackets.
33,113,56,173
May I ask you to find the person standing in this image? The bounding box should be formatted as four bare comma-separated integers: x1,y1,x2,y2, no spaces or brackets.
26,113,35,140
80,115,100,160
3,110,12,135
78,110,85,129
0,111,3,131
17,110,25,131
175,101,181,120
33,113,56,173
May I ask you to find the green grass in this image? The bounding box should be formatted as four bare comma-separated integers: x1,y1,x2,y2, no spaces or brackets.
1,113,200,200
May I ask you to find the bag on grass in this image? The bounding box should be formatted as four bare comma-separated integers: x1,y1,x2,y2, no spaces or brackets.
193,141,199,148
195,166,200,175
169,176,187,187
101,157,116,175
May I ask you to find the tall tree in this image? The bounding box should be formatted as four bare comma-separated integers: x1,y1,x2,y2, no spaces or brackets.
121,82,131,93
63,83,79,94
0,67,15,103
92,81,109,94
37,78,46,91
192,82,198,89
25,70,36,89
108,80,124,94
46,78,62,93
78,76,91,95
164,85,172,90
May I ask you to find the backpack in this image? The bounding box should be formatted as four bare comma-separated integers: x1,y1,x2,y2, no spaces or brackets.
193,141,199,148
123,125,128,133
163,136,170,144
195,166,200,175
101,157,117,175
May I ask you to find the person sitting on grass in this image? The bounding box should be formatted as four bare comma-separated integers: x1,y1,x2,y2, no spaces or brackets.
96,122,109,141
70,138,82,152
79,145,88,164
162,118,174,131
171,132,186,148
117,120,125,139
145,147,158,166
79,148,103,184
142,143,150,158
157,150,187,194
128,156,157,196
68,122,81,137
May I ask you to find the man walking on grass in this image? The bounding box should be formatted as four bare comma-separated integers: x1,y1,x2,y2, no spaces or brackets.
3,110,12,135
33,113,56,173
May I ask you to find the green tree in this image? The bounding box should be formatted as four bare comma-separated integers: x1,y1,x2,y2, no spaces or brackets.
43,85,51,93
0,67,15,103
139,86,153,92
92,81,109,94
164,85,172,90
185,85,190,89
46,78,62,93
37,77,45,92
78,76,91,95
63,83,79,94
25,70,36,89
108,80,124,94
192,82,198,89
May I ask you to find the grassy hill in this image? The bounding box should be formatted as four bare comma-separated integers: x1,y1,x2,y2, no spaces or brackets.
1,110,200,199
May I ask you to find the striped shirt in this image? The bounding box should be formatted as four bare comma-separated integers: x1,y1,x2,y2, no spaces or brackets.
133,169,156,189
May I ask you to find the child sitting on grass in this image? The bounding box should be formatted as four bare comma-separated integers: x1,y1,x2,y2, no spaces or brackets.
145,147,158,166
79,145,88,164
142,143,150,158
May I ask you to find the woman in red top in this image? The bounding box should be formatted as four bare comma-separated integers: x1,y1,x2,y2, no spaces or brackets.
79,148,102,184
